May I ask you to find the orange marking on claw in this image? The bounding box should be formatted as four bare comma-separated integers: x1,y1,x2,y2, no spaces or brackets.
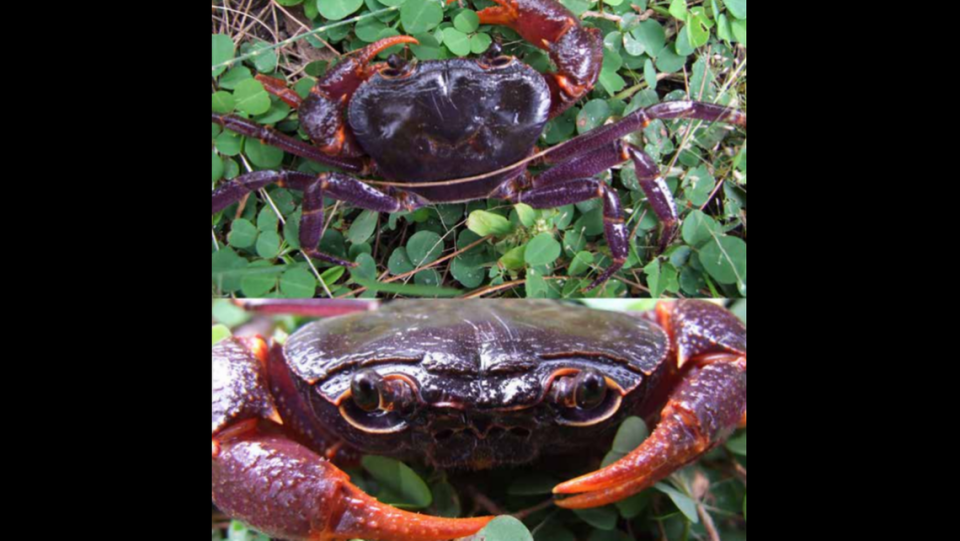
358,36,419,65
326,476,494,541
320,126,347,156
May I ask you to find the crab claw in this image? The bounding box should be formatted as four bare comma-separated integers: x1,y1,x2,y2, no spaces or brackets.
554,300,746,508
357,35,420,65
213,432,494,541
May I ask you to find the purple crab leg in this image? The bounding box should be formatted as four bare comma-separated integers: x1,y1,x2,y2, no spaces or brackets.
234,299,379,317
544,101,746,164
522,139,679,259
212,113,364,173
213,170,418,267
515,177,627,291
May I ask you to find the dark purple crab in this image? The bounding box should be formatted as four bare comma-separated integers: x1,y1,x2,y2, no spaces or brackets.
212,299,747,541
211,0,746,290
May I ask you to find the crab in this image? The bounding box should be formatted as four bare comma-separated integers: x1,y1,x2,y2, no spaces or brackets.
212,299,747,541
211,0,746,292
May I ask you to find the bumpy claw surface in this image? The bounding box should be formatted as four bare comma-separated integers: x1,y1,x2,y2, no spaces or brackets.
554,301,746,508
212,335,493,541
212,434,494,541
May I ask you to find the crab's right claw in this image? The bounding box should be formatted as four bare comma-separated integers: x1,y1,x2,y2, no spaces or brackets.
213,432,494,541
554,300,747,508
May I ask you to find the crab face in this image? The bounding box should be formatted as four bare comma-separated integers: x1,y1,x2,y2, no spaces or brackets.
282,301,670,469
212,299,747,541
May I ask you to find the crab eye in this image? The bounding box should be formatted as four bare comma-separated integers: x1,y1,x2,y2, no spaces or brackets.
548,368,623,426
380,55,412,79
575,368,607,410
489,55,513,68
340,372,418,434
351,369,382,412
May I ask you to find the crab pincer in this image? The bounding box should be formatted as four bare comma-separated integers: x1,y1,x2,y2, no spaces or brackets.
212,335,494,541
449,0,602,117
553,300,747,508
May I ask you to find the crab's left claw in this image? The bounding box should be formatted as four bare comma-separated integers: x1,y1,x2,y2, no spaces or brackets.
554,300,746,508
214,432,494,541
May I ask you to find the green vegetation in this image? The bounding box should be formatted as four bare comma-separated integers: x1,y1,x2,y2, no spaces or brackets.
212,0,747,299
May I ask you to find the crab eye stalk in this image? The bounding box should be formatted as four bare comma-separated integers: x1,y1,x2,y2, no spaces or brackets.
575,368,607,410
381,54,412,79
340,372,419,434
351,369,383,412
548,368,623,426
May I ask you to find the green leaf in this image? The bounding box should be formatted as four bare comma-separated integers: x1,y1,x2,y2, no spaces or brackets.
451,257,485,288
644,259,664,297
246,39,278,73
244,138,284,168
212,151,224,183
574,506,619,530
346,210,378,244
731,17,746,45
470,32,492,54
577,99,611,134
212,91,235,114
442,27,471,56
726,432,746,455
227,219,258,248
255,230,281,258
361,456,432,508
612,417,648,454
524,233,561,267
430,480,461,518
723,0,746,19
467,210,513,236
568,250,594,276
279,267,316,298
406,230,444,266
212,34,235,77
632,21,665,59
401,0,444,34
699,235,746,286
351,252,378,280
353,276,462,296
499,245,526,270
654,483,699,523
681,210,722,246
669,0,687,20
388,247,415,275
474,516,533,541
317,0,364,21
622,33,645,56
508,473,560,496
241,261,278,296
454,9,480,33
233,79,271,115
212,324,232,345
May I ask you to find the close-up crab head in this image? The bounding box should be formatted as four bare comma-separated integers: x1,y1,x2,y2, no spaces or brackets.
284,301,670,469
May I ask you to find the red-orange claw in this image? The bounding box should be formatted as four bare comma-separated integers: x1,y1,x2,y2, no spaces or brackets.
358,35,420,65
333,483,494,541
254,74,304,108
212,434,493,541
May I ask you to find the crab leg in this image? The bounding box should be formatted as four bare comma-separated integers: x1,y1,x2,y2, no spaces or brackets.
212,170,421,267
514,176,627,291
211,113,364,172
212,338,494,541
533,140,679,251
553,300,747,508
455,0,602,116
546,101,746,164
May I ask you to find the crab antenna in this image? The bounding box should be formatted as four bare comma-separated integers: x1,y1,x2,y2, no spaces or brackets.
358,36,419,65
